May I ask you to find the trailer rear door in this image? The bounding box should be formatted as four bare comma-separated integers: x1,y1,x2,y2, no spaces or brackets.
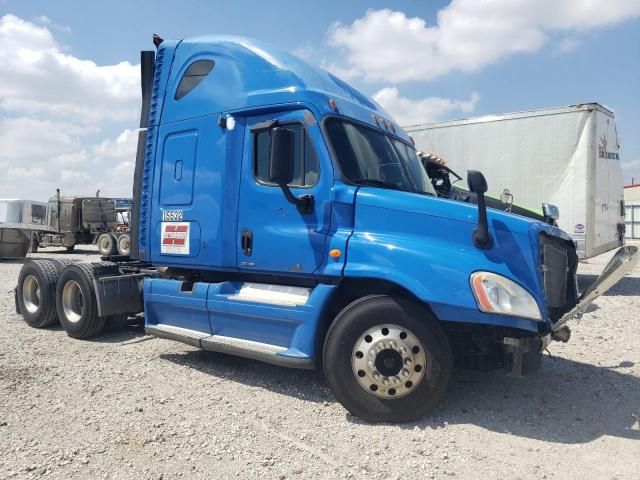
593,111,624,255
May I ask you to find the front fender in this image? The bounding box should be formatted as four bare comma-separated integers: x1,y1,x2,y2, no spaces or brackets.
344,200,546,333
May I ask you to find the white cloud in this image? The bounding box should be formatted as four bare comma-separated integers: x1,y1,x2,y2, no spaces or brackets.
373,87,480,126
0,14,140,200
557,37,581,54
292,44,313,60
0,14,138,124
92,129,138,161
328,1,640,82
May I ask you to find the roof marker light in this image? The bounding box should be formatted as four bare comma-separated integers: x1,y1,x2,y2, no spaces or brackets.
390,123,396,133
329,98,338,112
381,118,388,129
372,114,379,126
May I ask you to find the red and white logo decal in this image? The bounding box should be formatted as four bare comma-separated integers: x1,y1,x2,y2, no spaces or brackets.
161,222,190,255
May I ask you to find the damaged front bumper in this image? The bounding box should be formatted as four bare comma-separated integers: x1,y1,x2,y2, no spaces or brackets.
504,245,639,376
552,245,639,332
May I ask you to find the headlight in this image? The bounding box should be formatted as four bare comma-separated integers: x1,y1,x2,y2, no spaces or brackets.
470,272,542,320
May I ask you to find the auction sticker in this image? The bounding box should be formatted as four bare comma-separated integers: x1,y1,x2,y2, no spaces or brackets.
161,222,190,255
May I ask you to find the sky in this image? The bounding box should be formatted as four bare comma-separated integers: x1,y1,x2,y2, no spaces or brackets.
1,0,639,201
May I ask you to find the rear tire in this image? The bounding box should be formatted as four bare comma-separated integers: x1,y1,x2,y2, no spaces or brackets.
49,258,76,275
56,263,106,338
16,260,60,328
116,233,130,256
96,233,117,256
323,295,453,423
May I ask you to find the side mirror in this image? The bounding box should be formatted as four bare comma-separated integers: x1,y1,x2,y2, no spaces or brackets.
467,170,488,194
542,203,560,225
268,127,314,215
467,170,493,249
269,127,295,185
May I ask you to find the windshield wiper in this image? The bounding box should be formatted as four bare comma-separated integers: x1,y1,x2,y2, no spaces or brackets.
351,178,407,191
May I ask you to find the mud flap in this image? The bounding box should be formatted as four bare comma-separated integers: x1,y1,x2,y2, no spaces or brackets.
553,245,639,332
14,287,21,315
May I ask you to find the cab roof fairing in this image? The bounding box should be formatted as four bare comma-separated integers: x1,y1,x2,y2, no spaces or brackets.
153,36,411,143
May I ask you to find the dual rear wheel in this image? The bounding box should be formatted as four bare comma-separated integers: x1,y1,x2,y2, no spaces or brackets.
16,260,128,338
97,233,130,256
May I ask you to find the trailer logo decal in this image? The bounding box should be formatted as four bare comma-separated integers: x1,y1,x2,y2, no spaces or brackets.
161,222,190,255
598,134,619,160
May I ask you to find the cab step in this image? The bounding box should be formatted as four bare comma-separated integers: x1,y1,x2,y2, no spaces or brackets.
145,324,314,369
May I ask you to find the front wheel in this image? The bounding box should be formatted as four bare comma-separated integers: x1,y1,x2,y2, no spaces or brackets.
323,295,453,422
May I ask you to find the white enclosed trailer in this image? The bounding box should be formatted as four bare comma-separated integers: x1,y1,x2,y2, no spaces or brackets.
406,103,625,258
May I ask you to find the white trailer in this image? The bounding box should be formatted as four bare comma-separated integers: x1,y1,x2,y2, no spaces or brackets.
0,199,53,258
406,103,625,258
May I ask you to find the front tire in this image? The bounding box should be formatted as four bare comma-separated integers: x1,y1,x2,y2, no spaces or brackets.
56,263,106,338
323,295,453,422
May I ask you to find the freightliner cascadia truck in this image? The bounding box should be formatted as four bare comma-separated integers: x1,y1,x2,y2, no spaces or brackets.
14,36,639,422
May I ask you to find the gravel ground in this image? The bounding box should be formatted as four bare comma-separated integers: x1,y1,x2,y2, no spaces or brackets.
1,243,639,479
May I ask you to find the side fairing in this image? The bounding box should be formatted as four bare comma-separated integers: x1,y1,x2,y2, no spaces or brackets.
146,114,245,269
345,189,548,332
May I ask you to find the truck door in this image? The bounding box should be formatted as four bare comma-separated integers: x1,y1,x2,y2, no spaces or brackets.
237,110,330,274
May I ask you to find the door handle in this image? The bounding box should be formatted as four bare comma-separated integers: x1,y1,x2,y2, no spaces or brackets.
241,229,253,256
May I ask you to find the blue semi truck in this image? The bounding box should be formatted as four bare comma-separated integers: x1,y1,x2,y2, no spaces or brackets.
15,36,638,422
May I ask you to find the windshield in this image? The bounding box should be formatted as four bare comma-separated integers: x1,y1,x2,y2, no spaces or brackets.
325,118,436,195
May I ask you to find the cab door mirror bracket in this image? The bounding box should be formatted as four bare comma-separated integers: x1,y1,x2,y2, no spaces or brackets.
468,170,493,249
269,127,314,214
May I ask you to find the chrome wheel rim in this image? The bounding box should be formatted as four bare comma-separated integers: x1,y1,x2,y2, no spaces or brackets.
61,280,83,323
352,324,427,399
22,275,40,314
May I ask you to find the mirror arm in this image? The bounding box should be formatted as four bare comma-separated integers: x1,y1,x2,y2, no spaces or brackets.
473,191,493,249
277,183,314,214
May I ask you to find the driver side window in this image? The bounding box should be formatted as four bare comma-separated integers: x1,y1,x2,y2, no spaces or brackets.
254,124,319,187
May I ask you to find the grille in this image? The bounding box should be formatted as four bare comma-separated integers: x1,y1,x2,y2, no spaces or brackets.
539,233,578,322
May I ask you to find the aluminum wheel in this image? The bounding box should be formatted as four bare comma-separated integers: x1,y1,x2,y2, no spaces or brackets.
61,280,84,323
352,324,427,399
117,234,130,255
22,275,41,314
98,235,112,253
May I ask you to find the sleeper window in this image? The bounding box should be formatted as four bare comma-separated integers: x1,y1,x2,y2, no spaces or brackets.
254,124,319,187
175,60,215,100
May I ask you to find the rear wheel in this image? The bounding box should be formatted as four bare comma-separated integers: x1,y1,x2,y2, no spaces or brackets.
116,233,130,256
56,263,106,338
96,233,117,256
49,258,76,275
16,260,60,328
323,295,453,422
